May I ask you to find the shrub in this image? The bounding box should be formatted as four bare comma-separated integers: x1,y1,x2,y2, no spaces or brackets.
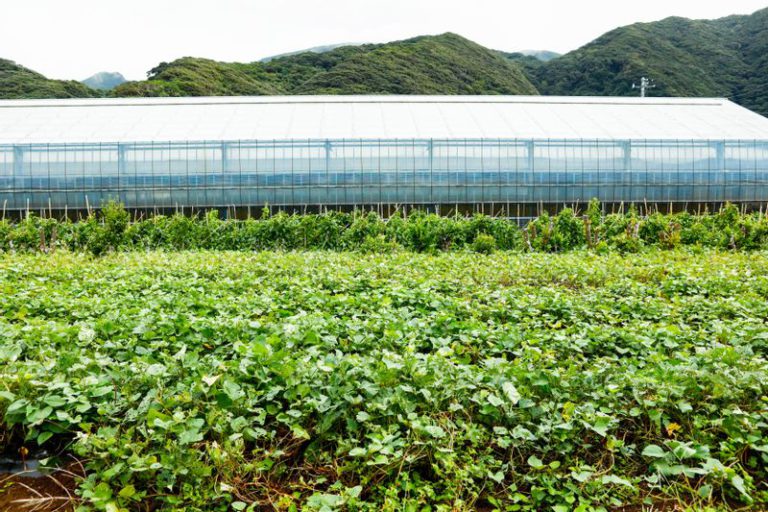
0,220,11,251
8,214,41,250
738,214,768,250
527,211,554,252
527,209,585,252
101,200,130,248
611,232,642,253
391,210,444,252
164,213,200,250
1,203,767,255
124,214,168,249
552,208,585,250
358,233,401,253
259,212,301,250
298,211,349,250
471,233,496,254
585,198,603,248
640,212,681,249
586,198,602,228
344,211,386,248
601,213,630,239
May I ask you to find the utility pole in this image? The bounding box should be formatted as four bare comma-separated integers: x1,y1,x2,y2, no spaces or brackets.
632,77,655,98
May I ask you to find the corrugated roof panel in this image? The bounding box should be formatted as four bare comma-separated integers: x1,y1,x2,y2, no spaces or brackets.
0,95,766,144
378,103,419,140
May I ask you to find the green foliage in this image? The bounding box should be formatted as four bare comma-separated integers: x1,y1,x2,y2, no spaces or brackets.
3,204,768,255
358,233,401,253
0,58,101,99
112,57,284,97
514,8,768,116
343,211,386,247
110,33,537,97
527,209,586,252
639,212,682,249
0,250,766,510
292,33,538,95
73,201,131,256
471,233,496,254
100,200,130,250
585,198,602,227
7,214,42,249
552,208,586,250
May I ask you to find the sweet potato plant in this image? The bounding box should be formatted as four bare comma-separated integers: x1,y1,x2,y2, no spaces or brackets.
0,250,766,510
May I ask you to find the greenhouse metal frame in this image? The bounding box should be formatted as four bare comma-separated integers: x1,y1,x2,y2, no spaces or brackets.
1,96,767,215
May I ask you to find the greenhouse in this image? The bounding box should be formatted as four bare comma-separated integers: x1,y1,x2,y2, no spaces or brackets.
0,95,767,215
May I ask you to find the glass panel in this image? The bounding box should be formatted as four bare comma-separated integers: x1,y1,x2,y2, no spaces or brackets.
0,138,765,212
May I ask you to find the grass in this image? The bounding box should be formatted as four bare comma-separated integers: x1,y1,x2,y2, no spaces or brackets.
0,249,766,511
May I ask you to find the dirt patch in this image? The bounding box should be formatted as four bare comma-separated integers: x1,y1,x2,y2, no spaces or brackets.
613,503,684,512
0,465,82,512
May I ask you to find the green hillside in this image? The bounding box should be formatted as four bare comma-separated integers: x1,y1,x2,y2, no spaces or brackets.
111,34,538,97
729,8,768,116
261,45,370,92
0,59,100,99
291,34,538,94
518,8,768,115
112,58,284,96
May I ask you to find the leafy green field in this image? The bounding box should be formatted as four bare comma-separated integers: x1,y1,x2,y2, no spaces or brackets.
1,250,767,511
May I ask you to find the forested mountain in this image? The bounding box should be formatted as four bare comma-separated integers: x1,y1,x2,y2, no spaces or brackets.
111,58,285,96
513,7,768,115
1,8,767,116
110,34,538,96
0,59,99,99
287,34,537,94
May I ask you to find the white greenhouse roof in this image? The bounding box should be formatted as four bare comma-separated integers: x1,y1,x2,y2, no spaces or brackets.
0,95,766,145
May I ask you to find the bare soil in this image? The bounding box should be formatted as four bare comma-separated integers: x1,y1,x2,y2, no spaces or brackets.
0,467,80,512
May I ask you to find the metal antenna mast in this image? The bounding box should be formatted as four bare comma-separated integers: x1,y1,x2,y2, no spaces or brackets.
632,77,655,98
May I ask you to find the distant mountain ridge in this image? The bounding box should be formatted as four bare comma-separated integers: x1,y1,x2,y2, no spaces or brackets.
515,8,768,115
82,72,127,90
0,8,767,116
260,43,364,62
518,50,561,62
110,34,538,97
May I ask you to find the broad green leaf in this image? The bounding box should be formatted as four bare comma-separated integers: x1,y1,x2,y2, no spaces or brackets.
731,475,750,499
642,445,666,458
527,455,544,469
36,430,53,445
424,425,446,439
601,474,633,487
501,381,520,405
118,485,136,499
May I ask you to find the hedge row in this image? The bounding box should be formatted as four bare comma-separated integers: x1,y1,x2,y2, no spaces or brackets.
1,200,768,255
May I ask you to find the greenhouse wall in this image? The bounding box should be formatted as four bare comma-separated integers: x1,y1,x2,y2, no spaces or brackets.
1,138,767,213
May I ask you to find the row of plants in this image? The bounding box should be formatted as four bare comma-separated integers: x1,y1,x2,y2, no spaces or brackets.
1,200,768,254
0,250,766,510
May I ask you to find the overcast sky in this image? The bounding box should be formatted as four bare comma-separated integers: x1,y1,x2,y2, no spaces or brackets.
3,0,767,81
